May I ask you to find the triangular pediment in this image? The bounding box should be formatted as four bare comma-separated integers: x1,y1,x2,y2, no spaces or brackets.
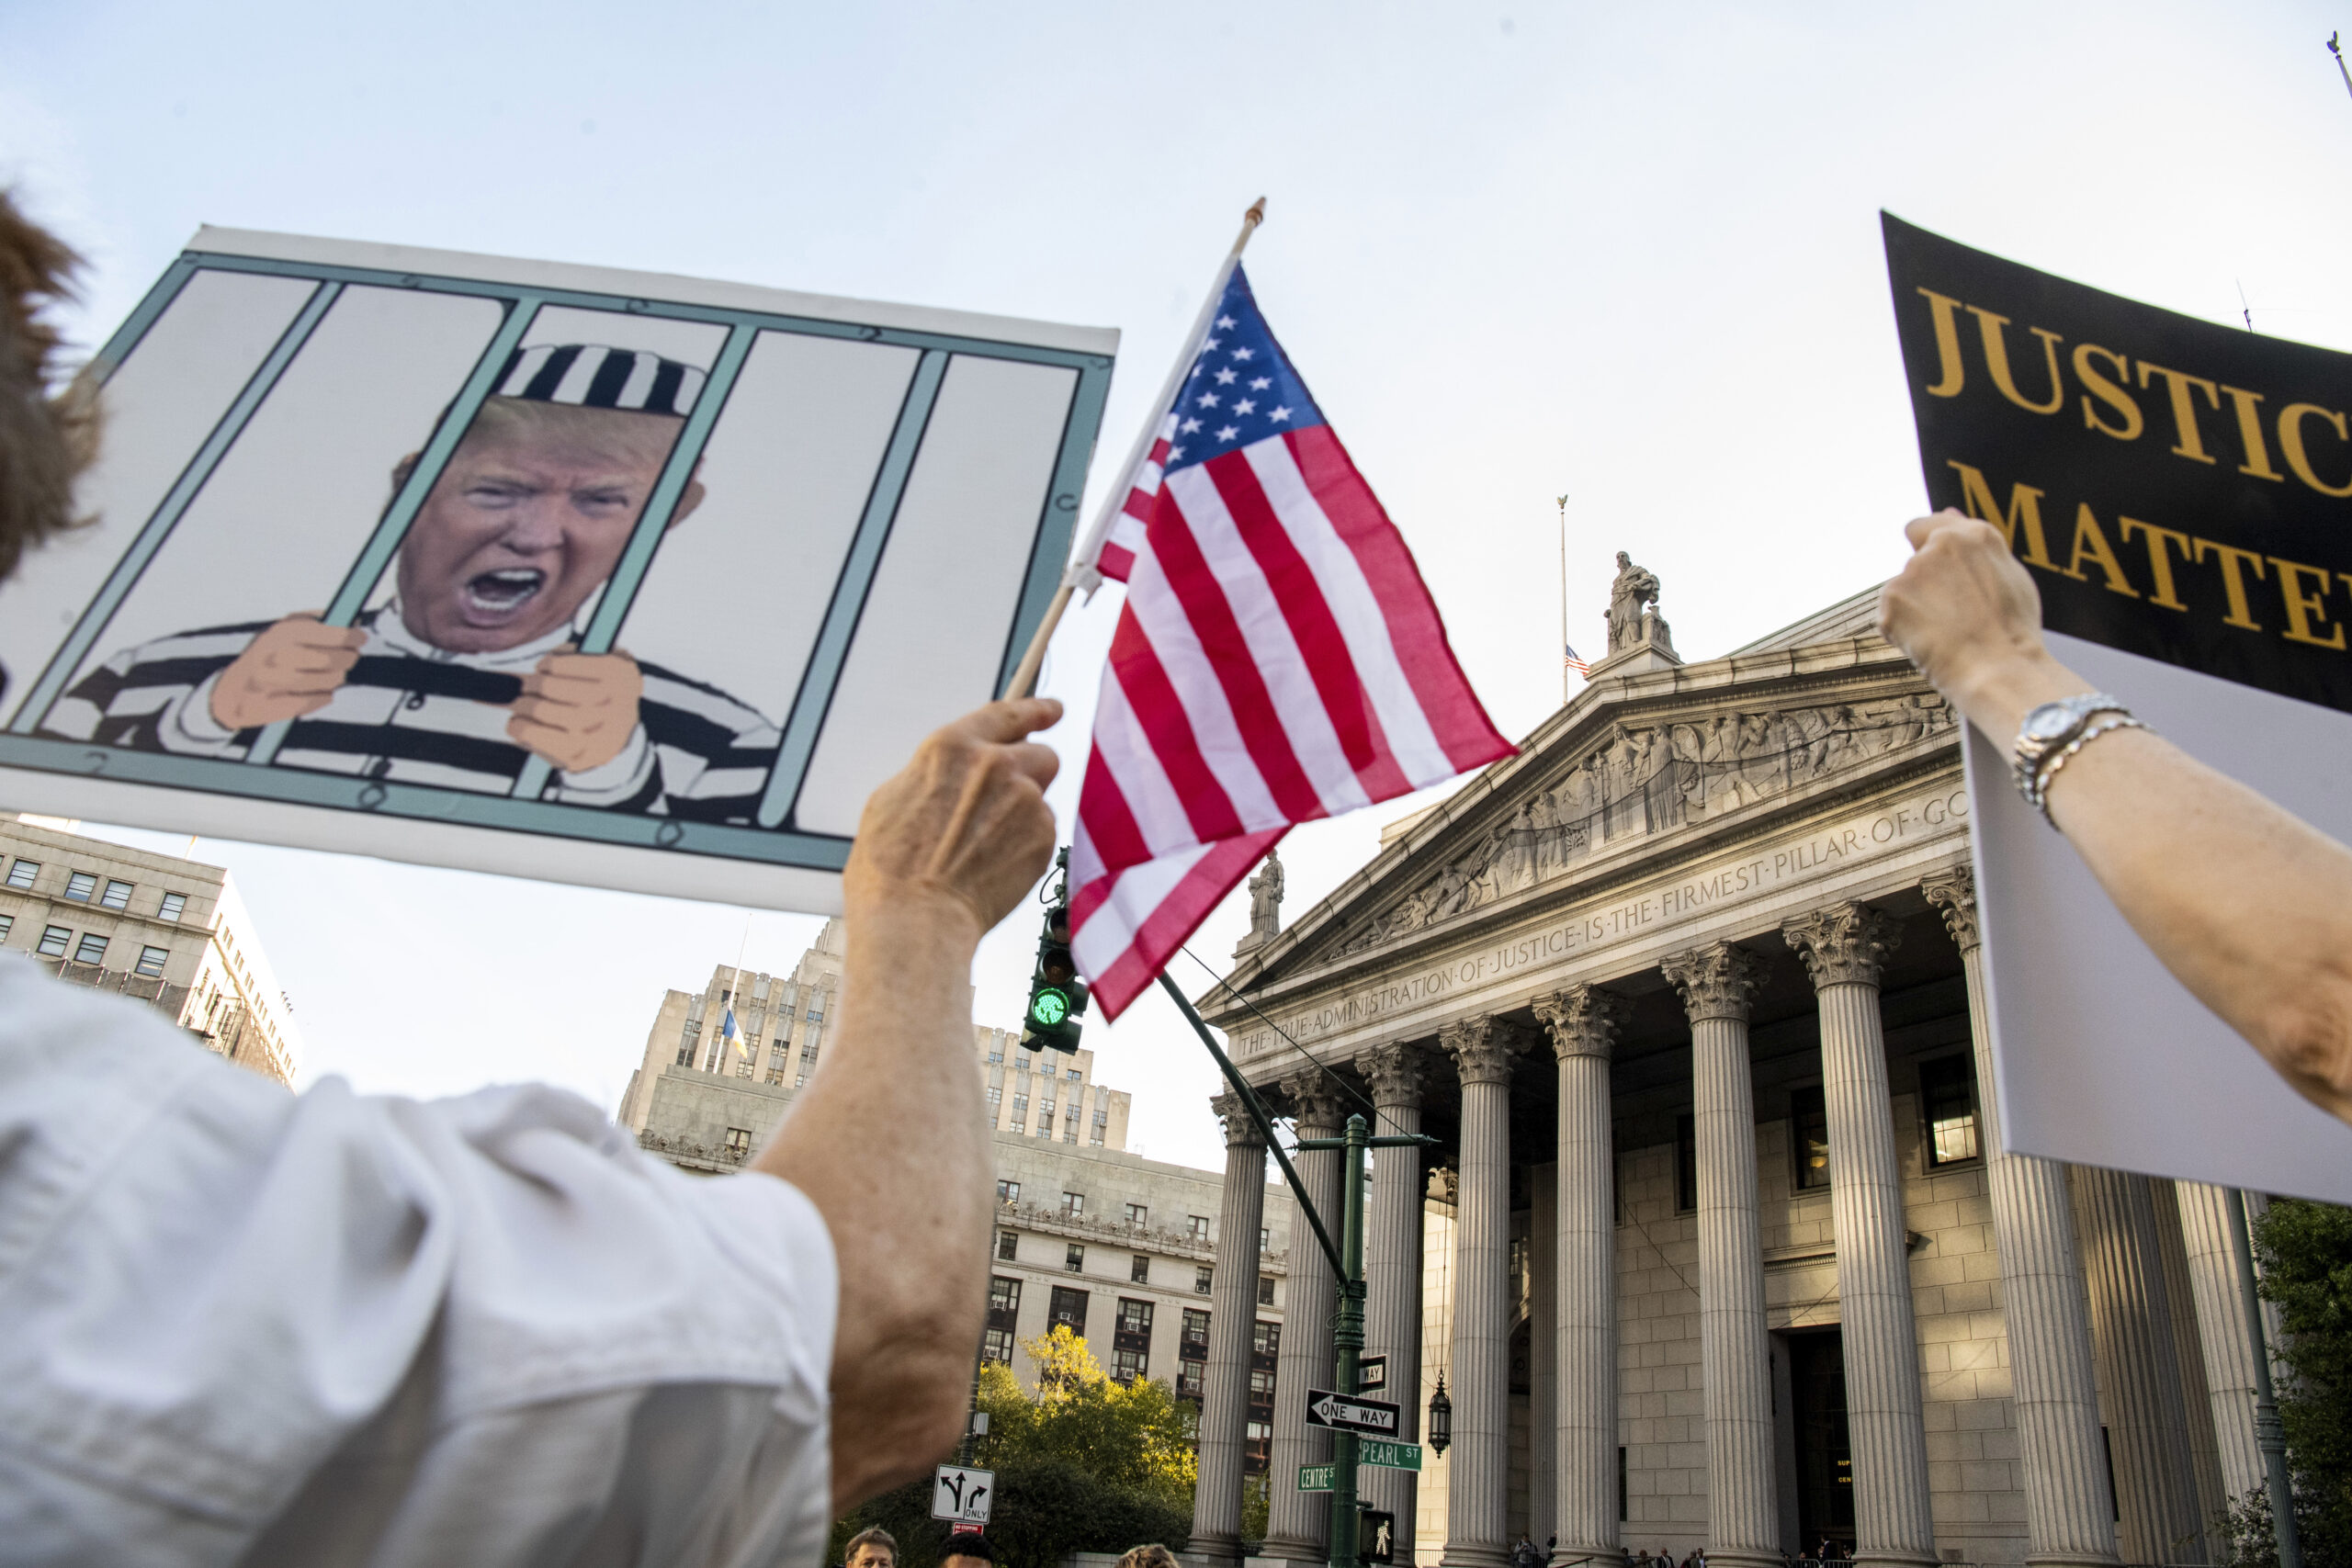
1208,604,1956,1003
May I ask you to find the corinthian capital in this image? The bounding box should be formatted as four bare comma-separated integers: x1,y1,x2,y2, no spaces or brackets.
1532,984,1628,1063
1279,1069,1350,1134
1440,1015,1527,1087
1355,1043,1429,1108
1659,941,1766,1024
1781,901,1903,989
1920,863,1981,954
1210,1089,1266,1147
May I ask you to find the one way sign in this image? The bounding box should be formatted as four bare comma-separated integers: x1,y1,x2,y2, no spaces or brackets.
1304,1388,1401,1437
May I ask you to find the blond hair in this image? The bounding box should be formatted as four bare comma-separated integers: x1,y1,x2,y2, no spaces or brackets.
1116,1546,1180,1568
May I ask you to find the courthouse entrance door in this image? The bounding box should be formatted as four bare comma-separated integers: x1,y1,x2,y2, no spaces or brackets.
1786,1328,1854,1552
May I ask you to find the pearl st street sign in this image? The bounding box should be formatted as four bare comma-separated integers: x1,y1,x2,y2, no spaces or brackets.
1299,1438,1421,1491
1304,1389,1402,1437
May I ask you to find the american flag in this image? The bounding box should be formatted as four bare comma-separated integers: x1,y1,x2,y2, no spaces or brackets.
1067,265,1514,1019
1564,642,1589,679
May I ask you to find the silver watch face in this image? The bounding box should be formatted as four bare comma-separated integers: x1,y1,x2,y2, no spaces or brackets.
2021,703,2079,742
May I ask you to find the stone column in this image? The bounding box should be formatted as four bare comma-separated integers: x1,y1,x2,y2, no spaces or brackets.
1264,1075,1349,1566
1781,903,1936,1568
1533,985,1627,1566
1529,1161,1559,1552
2072,1166,2203,1565
1922,867,2120,1568
2175,1180,2266,1503
1660,942,1779,1568
1194,1091,1269,1567
1360,1043,1431,1562
2150,1180,2226,1556
1441,1018,1527,1568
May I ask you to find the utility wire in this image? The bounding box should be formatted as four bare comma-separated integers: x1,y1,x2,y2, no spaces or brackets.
1177,944,1385,1127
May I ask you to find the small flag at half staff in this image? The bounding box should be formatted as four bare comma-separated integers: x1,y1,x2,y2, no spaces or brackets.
1069,264,1515,1019
1564,642,1589,679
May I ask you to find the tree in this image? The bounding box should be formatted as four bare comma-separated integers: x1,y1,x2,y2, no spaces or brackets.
2222,1198,2352,1568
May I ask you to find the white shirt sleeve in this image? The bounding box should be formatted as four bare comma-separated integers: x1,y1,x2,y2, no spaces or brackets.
0,956,838,1568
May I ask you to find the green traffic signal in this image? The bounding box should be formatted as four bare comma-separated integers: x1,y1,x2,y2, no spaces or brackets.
1030,988,1071,1027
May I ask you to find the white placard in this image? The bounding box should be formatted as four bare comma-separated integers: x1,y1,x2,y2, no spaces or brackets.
932,1463,994,1524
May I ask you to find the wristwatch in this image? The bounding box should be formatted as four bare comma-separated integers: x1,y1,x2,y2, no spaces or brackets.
2011,692,2144,822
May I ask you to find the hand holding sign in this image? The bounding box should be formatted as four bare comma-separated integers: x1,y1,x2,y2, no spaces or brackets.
209,614,367,729
1880,510,2087,738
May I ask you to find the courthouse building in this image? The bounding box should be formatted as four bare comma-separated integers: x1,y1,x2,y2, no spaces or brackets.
1183,580,2272,1568
616,921,1295,1459
0,811,300,1084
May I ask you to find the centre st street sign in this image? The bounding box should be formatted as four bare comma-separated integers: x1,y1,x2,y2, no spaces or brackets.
1299,1464,1337,1493
1304,1389,1401,1437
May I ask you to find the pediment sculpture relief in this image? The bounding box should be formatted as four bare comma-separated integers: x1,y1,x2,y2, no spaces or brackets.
1335,693,1951,954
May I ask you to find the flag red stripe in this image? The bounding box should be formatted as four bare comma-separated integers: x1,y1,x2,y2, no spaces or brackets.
1076,742,1152,875
1203,450,1401,794
1079,829,1285,1021
1285,424,1512,772
1098,540,1136,581
1106,611,1246,843
1143,490,1328,823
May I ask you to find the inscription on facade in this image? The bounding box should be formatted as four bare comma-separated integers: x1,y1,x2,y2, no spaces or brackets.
1234,783,1967,1055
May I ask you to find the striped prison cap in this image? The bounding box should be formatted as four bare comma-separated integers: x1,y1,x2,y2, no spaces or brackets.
494,344,706,418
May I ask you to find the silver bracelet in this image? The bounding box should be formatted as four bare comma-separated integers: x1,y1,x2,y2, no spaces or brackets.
2026,712,2146,826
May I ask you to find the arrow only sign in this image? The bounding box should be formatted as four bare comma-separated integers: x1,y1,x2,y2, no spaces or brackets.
1304,1388,1401,1436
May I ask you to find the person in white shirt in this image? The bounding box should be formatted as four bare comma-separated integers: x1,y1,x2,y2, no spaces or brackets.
0,196,1063,1562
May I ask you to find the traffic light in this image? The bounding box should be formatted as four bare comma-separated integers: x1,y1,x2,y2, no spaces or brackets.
1022,848,1089,1054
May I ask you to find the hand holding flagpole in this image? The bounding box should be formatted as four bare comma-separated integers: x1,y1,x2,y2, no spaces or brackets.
999,197,1269,702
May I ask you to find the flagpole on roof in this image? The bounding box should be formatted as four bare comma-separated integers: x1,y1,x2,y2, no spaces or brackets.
999,197,1269,702
1556,494,1571,707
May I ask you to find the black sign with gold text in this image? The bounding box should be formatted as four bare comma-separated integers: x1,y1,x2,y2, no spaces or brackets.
1884,213,2352,715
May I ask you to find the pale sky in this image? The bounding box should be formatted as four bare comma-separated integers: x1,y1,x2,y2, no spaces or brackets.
6,1,2349,1170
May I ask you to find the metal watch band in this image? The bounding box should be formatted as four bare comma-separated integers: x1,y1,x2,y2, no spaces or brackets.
2010,692,2132,800
2025,712,2147,825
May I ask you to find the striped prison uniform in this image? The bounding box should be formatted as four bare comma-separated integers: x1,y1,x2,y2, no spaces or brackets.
42,607,780,823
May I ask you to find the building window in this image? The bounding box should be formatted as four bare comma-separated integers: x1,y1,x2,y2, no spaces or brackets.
1180,1358,1206,1399
1674,1112,1699,1213
1188,1214,1211,1240
987,1085,1003,1108
1113,1348,1148,1383
1250,1368,1275,1398
135,945,169,978
1196,1266,1213,1294
1066,1243,1085,1273
1252,1321,1280,1357
1259,1225,1270,1250
1920,1055,1982,1166
1012,1093,1029,1121
99,879,132,910
157,890,187,920
1014,1053,1030,1072
999,1179,1021,1205
982,1327,1015,1365
1048,1284,1089,1335
988,1048,1003,1064
1064,1111,1079,1144
1132,1254,1150,1283
1062,1191,1084,1216
1067,1067,1081,1081
1792,1087,1832,1190
989,1275,1023,1316
677,1021,701,1066
0,914,12,942
63,871,96,902
1258,1275,1275,1307
73,933,107,965
1091,1107,1109,1145
723,1127,752,1157
6,859,40,890
1116,1297,1154,1336
1125,1202,1148,1227
998,1231,1019,1261
1182,1308,1211,1347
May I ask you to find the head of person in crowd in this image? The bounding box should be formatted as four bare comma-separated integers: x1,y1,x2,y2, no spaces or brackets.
390,344,708,656
0,187,97,591
842,1525,898,1568
1115,1544,1179,1568
941,1532,997,1568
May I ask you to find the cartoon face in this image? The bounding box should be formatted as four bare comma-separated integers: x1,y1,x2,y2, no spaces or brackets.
392,402,696,654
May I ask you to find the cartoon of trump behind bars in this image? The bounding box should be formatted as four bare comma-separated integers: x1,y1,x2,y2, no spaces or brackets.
45,344,781,823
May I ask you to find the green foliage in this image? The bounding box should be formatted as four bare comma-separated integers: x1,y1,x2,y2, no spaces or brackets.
831,1327,1196,1568
2217,1198,2352,1568
1241,1473,1270,1547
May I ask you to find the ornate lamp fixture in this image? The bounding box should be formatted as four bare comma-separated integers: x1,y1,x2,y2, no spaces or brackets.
1427,1372,1453,1456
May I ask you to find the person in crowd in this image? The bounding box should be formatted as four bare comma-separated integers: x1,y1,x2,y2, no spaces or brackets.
941,1532,996,1568
0,189,1062,1562
843,1526,898,1568
40,341,780,821
1511,1533,1542,1568
1881,509,2352,1124
1114,1545,1179,1568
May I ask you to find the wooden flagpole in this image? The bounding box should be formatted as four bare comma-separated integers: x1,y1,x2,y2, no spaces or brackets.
999,197,1269,702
